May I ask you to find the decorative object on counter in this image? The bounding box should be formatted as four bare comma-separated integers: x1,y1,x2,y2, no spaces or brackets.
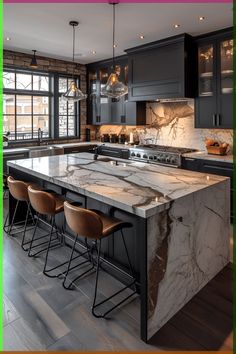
101,1,128,98
101,134,110,143
62,21,87,102
109,133,118,143
85,128,91,142
118,134,126,144
129,132,134,144
30,50,38,69
205,138,228,155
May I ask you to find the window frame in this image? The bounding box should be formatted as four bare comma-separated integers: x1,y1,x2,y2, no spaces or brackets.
3,67,81,143
3,67,53,141
53,73,80,139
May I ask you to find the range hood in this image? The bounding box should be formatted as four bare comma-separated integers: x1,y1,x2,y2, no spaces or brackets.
125,34,197,102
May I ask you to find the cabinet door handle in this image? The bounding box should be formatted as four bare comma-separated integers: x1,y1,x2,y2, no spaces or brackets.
212,114,217,126
184,157,196,161
216,114,220,126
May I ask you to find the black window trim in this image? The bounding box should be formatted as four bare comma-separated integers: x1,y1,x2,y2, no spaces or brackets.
3,66,81,143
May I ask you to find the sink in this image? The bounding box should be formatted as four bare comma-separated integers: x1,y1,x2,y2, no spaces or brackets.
29,146,64,158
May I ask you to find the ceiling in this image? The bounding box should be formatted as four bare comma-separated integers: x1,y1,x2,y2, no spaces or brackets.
4,3,232,64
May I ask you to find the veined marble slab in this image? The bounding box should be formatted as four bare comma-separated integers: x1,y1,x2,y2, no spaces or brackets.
147,179,230,339
8,153,229,219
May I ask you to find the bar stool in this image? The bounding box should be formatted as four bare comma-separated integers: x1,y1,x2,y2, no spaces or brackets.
63,201,137,319
27,185,66,258
5,176,36,250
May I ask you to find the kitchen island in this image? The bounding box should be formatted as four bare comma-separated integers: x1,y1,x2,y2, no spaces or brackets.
7,153,230,342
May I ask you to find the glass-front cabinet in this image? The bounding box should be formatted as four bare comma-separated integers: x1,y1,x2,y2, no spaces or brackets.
199,45,214,96
87,57,146,126
220,39,233,95
195,29,233,129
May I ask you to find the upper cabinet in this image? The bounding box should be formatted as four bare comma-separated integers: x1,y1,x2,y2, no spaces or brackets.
125,34,196,101
195,28,233,129
87,57,146,125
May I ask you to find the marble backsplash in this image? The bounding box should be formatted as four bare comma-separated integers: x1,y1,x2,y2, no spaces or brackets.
96,101,233,153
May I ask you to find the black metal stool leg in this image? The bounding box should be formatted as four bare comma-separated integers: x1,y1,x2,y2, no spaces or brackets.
62,235,78,289
92,229,137,319
21,202,32,251
27,213,39,257
8,200,19,235
43,217,56,274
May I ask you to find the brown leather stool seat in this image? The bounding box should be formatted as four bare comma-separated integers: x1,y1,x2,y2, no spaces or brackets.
27,185,65,258
62,201,137,319
5,176,39,249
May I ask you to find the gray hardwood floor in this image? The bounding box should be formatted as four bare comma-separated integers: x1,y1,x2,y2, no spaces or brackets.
3,199,233,351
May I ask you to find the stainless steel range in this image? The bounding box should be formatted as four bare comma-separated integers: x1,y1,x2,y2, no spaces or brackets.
129,144,196,168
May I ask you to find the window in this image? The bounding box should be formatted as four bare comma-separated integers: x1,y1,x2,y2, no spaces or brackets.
3,69,80,141
3,69,51,141
57,76,79,137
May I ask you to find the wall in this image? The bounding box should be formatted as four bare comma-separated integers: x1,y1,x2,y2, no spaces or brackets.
3,50,96,145
97,100,233,153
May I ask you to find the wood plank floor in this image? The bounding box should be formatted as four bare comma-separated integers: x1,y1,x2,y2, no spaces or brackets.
3,201,233,351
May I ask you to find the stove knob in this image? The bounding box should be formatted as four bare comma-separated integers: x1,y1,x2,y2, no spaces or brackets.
157,155,161,161
153,155,157,160
166,156,170,163
170,156,176,164
131,152,135,157
143,154,148,159
136,153,141,158
149,155,154,160
160,154,165,161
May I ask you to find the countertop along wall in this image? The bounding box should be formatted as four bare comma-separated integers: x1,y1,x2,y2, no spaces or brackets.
96,100,233,153
3,50,96,145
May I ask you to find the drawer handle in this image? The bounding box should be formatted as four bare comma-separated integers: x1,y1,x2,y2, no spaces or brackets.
184,157,195,161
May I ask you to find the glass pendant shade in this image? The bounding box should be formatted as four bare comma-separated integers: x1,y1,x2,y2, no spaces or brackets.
63,81,87,102
102,3,128,99
101,73,128,98
30,50,38,69
62,21,87,102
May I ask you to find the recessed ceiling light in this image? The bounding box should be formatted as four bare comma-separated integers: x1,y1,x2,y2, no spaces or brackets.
5,37,11,41
92,50,96,54
174,24,180,28
140,34,145,39
199,16,205,21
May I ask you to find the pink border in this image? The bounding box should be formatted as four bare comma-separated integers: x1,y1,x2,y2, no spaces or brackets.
3,0,233,3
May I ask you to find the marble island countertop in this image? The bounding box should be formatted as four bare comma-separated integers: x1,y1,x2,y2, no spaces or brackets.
8,152,229,218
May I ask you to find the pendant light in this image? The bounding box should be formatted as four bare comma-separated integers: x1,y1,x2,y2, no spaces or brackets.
101,1,128,98
30,50,38,69
62,21,87,102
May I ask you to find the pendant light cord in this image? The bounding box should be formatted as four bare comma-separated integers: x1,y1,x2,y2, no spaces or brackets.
72,24,75,78
112,3,115,71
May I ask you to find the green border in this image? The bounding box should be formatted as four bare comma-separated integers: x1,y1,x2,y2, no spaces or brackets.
0,1,3,351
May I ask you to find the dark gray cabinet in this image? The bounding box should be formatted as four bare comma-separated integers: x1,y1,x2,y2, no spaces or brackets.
63,144,97,154
125,34,196,101
182,156,233,220
3,151,29,174
195,28,233,129
87,57,146,125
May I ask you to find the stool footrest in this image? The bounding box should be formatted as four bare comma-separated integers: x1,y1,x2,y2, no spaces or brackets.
92,280,137,318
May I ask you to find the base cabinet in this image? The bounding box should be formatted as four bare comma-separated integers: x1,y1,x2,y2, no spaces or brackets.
182,157,233,220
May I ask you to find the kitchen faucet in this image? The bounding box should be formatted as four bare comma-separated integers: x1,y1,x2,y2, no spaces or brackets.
38,128,43,146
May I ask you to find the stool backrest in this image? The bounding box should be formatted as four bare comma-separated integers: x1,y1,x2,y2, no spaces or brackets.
28,185,56,216
7,176,29,202
64,201,103,239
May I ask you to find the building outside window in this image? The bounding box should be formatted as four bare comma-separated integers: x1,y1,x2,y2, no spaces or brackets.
3,69,80,141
